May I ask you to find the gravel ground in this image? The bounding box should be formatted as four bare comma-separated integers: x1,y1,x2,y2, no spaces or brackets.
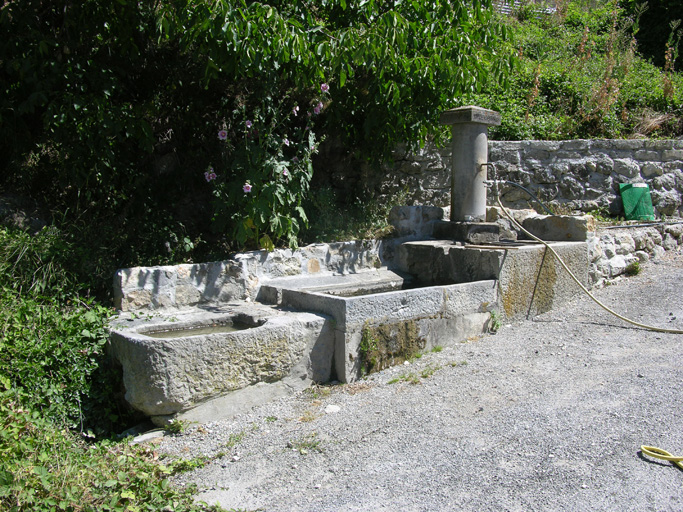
155,250,683,512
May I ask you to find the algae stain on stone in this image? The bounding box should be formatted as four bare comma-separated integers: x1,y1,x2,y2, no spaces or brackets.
501,249,558,318
533,249,558,314
360,320,426,375
187,337,294,401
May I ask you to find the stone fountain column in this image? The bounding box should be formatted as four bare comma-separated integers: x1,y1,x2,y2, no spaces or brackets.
440,106,501,222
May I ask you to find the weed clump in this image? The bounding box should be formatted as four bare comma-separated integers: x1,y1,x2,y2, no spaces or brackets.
625,260,642,276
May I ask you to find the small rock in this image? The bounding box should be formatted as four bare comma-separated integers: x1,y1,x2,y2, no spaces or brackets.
325,404,341,414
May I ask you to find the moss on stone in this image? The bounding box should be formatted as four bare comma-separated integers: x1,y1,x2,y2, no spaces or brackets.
359,320,426,375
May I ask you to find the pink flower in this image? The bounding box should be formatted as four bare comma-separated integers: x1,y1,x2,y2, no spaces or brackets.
245,120,253,128
292,156,299,164
243,183,252,193
283,169,289,177
313,101,323,115
321,83,329,93
292,106,299,116
284,138,290,146
217,130,228,140
204,168,217,182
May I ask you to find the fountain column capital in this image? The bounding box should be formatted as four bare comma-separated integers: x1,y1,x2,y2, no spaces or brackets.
439,105,502,127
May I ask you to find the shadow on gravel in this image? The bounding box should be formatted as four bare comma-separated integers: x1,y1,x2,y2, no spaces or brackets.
637,450,683,474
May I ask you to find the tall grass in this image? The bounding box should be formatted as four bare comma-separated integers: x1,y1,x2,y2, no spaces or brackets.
460,0,683,140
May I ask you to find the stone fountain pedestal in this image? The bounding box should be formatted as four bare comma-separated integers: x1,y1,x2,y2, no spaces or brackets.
438,105,502,244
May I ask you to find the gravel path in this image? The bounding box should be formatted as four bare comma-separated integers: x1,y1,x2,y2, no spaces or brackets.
156,251,683,512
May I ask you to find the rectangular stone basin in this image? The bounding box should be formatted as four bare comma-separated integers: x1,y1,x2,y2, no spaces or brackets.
277,280,497,382
108,304,333,424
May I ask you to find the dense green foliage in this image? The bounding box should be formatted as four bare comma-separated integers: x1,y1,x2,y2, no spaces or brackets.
0,287,111,429
0,389,226,511
1,0,509,253
0,226,133,433
460,0,683,140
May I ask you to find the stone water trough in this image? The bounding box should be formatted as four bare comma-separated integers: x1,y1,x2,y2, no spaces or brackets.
108,107,591,425
109,230,588,425
109,302,334,424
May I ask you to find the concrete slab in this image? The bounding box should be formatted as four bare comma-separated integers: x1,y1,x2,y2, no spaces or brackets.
258,268,411,304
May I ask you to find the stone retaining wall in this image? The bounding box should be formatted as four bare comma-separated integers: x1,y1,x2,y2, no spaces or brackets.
114,208,683,312
382,140,683,218
589,223,683,284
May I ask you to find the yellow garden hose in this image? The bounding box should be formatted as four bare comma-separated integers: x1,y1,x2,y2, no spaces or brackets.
640,446,683,471
492,180,683,473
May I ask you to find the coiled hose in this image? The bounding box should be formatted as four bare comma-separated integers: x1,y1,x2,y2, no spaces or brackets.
640,446,683,470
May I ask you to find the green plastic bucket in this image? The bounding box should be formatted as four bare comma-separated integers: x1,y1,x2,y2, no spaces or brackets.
619,183,655,221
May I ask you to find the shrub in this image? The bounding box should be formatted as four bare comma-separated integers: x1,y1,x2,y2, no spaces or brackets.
0,227,134,433
0,287,127,432
0,389,224,511
2,0,512,252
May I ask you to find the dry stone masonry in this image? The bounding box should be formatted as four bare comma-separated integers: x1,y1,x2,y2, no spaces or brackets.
114,240,382,312
383,139,683,218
